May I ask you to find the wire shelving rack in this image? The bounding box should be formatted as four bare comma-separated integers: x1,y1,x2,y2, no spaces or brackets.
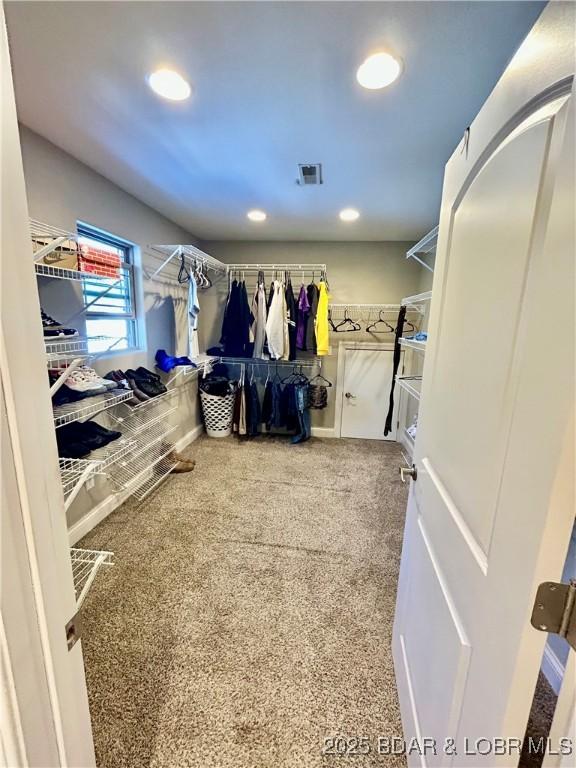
70,548,114,607
53,389,134,428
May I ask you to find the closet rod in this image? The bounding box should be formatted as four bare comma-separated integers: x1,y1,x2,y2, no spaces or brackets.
330,303,424,314
226,263,327,272
215,356,320,369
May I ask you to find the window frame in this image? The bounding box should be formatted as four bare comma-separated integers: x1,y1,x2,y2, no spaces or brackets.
76,222,139,353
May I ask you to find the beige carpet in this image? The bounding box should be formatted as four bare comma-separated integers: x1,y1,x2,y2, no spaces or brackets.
79,435,408,767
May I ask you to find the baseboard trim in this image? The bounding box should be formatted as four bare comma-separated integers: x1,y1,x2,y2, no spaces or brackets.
311,426,337,439
68,422,205,545
174,423,205,451
542,643,565,695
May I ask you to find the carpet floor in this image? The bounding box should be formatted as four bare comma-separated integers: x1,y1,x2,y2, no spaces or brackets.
78,435,408,767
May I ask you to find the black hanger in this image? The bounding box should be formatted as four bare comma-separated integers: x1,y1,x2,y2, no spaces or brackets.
309,372,333,387
366,310,395,333
328,308,338,331
401,317,417,333
178,253,191,284
333,307,361,332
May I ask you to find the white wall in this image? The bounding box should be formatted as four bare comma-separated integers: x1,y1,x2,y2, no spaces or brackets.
19,126,204,531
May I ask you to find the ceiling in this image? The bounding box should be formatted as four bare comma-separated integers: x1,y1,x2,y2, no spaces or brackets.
6,1,544,241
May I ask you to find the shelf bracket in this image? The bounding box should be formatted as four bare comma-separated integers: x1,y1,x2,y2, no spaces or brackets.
34,236,69,263
49,357,83,397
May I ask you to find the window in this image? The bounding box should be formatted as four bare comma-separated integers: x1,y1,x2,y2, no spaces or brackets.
77,225,138,354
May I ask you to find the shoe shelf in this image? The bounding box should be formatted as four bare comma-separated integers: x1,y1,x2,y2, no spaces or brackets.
45,335,114,362
110,401,179,435
108,422,178,499
88,435,139,470
126,387,179,411
396,375,422,401
70,547,114,608
53,389,134,428
132,455,179,501
59,458,105,511
399,337,427,353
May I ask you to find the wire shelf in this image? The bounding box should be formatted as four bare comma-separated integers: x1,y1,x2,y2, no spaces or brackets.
133,455,179,501
399,338,427,353
401,291,433,306
396,376,422,401
88,435,139,469
59,458,104,496
406,227,438,273
108,425,177,497
216,356,320,369
109,401,179,435
70,548,114,607
125,387,179,411
53,389,133,428
44,336,113,361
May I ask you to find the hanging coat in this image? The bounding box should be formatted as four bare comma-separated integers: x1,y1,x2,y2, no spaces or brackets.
305,283,319,354
265,281,285,360
296,284,310,350
315,281,331,356
285,279,297,361
250,279,267,359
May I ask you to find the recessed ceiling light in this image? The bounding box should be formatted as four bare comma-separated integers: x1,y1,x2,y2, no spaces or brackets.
247,209,267,222
148,69,191,101
356,52,402,90
339,208,360,222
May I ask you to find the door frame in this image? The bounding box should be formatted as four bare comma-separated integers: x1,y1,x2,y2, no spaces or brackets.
335,341,396,438
1,9,96,766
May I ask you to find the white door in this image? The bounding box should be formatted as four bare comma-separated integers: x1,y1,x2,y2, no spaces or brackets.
340,347,398,440
393,4,575,765
1,9,96,766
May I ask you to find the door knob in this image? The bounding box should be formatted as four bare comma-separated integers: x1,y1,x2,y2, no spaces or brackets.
399,464,417,483
345,392,356,399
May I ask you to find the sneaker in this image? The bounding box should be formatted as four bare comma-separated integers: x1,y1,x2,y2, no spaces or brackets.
41,309,78,338
124,371,151,402
63,370,107,394
126,369,167,398
78,366,117,390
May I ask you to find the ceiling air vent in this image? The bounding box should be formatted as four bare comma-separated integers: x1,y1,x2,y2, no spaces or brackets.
297,163,323,186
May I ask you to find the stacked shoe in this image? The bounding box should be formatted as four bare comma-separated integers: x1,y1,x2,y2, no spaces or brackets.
56,420,122,459
42,309,78,338
125,368,168,401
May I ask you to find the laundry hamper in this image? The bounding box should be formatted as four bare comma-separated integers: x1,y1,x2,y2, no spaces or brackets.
199,385,236,438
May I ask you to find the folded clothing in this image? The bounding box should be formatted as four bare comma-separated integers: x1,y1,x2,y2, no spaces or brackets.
155,349,196,373
56,420,122,459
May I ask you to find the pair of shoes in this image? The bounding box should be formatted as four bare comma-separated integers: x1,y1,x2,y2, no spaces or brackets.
41,309,78,338
56,420,122,459
155,349,196,373
49,371,90,406
125,368,168,399
49,368,108,396
167,450,196,473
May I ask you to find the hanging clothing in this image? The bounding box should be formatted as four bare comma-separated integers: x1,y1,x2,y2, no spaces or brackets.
315,281,330,356
384,305,406,436
246,378,261,436
221,279,253,357
265,281,286,360
188,273,200,358
305,283,319,354
285,279,297,361
250,274,267,359
296,284,310,350
262,378,283,430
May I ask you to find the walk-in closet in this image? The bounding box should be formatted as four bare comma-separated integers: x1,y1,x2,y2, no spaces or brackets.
2,3,575,767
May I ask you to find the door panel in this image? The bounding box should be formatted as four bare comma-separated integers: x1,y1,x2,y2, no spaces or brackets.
425,119,552,552
393,5,575,763
340,348,396,440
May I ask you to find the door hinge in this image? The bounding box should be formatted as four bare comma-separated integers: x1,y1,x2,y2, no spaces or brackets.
531,579,576,651
65,610,83,651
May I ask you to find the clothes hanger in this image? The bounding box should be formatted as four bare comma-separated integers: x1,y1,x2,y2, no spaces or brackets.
334,307,361,332
309,372,333,387
328,308,337,331
400,317,417,333
366,310,395,333
178,252,191,284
